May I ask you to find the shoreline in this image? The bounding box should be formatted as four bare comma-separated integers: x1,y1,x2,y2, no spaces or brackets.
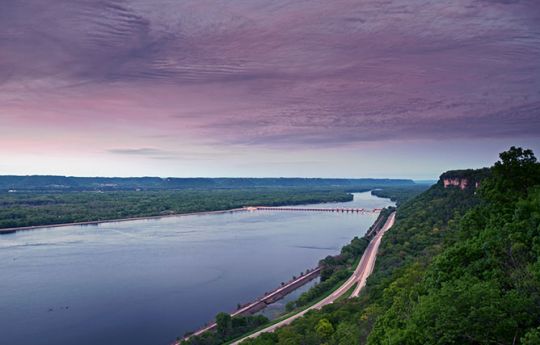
229,212,396,344
180,210,390,343
181,267,321,343
0,208,248,235
0,193,365,235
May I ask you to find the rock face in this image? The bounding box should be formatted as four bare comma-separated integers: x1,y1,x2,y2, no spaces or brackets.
443,178,469,190
439,168,491,191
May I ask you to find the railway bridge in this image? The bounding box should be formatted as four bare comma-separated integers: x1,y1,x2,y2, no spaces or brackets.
244,206,382,213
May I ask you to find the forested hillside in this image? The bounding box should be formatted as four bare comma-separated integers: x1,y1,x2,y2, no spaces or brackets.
0,176,414,192
240,147,540,345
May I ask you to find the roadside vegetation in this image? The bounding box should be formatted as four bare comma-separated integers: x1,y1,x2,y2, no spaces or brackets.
287,236,368,311
179,314,269,345
237,147,540,345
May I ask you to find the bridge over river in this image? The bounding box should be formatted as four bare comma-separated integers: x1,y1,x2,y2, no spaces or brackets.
244,206,382,213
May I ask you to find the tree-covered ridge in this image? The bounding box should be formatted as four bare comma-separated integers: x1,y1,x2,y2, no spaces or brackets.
439,167,491,184
240,147,540,345
369,147,540,345
0,176,415,192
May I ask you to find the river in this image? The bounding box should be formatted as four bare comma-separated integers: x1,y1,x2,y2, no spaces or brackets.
0,191,394,345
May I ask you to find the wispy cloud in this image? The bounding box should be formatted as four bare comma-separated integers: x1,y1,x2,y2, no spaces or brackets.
108,148,168,156
1,0,539,154
106,147,225,161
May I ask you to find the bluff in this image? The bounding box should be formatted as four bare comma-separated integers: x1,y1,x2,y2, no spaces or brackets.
439,168,490,190
240,147,540,345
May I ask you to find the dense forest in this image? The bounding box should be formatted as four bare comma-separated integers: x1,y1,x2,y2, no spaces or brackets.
370,185,430,206
0,188,354,230
234,147,540,345
0,176,414,192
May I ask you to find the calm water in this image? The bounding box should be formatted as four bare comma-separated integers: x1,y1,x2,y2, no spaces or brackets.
0,192,393,345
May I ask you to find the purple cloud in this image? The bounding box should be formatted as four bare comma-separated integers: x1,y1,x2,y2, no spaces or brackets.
1,0,539,150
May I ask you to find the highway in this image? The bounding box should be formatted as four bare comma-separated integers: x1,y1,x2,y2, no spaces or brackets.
231,212,396,344
350,212,395,297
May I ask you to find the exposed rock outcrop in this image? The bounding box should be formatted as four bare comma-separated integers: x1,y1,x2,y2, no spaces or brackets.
442,178,469,190
440,168,491,190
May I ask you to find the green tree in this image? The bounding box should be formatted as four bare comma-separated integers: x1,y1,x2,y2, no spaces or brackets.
216,312,232,338
332,322,360,345
277,327,303,345
521,327,540,345
315,318,335,340
481,146,540,203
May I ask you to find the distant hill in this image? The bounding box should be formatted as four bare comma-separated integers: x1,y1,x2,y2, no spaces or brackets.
0,175,415,192
412,179,437,185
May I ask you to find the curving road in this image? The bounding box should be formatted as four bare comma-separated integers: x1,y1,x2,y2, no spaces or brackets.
350,212,395,297
231,212,396,344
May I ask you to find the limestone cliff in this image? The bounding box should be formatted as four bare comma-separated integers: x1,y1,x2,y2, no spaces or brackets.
439,168,490,190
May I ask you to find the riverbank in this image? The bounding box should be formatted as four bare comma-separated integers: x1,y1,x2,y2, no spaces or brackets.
0,201,373,235
229,212,396,345
180,209,394,345
0,194,388,236
181,267,321,342
0,189,358,234
0,208,247,234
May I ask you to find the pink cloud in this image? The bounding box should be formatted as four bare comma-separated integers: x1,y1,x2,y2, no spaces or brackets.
0,0,539,158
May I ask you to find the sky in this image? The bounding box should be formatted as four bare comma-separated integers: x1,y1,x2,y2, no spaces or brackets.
1,0,539,179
